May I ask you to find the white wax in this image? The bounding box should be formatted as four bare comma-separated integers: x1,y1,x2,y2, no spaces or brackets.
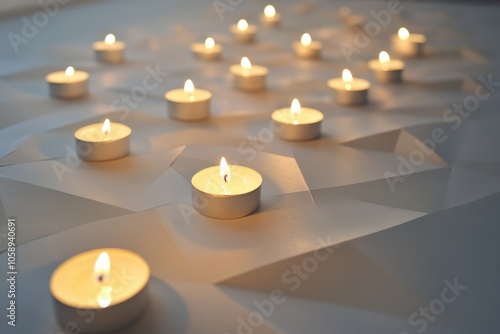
46,70,89,99
292,41,323,59
191,165,262,219
190,43,223,60
165,88,212,121
392,34,426,57
260,13,281,28
92,41,126,64
327,77,371,105
229,24,258,43
229,64,268,92
50,248,150,332
368,58,405,83
74,122,131,161
271,107,323,141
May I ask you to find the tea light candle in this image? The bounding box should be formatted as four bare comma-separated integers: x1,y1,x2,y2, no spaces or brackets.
230,19,257,43
345,14,366,31
92,34,126,64
75,118,131,161
50,248,150,333
293,33,322,59
368,51,405,83
327,69,370,105
165,79,211,121
191,157,262,219
272,99,323,141
260,5,281,28
46,66,89,99
191,37,222,60
229,57,268,92
392,27,426,57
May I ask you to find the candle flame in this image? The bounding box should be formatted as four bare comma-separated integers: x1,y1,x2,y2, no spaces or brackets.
237,19,248,32
342,69,353,91
205,37,215,50
104,34,115,45
220,157,231,184
184,79,195,94
264,5,276,18
398,27,409,40
379,51,390,64
291,99,301,124
93,252,110,285
65,66,75,77
241,57,252,70
301,33,312,47
101,118,111,137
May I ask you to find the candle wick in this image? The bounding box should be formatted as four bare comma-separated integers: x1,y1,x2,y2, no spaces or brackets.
98,274,103,283
224,174,229,183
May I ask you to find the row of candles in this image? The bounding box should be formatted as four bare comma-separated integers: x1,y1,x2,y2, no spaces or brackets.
48,5,429,333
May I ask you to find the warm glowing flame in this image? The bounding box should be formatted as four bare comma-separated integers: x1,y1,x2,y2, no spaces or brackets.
65,66,75,77
205,37,215,50
398,27,409,40
291,99,301,120
301,33,312,47
104,34,115,45
342,69,353,90
264,5,276,18
237,19,248,32
220,157,231,184
241,57,252,70
184,79,195,94
93,252,110,285
379,51,390,64
101,119,111,137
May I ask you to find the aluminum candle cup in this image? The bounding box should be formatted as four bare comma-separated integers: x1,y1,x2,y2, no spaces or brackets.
74,119,131,162
191,37,222,60
230,19,257,43
230,57,268,92
92,34,126,64
165,80,211,121
392,27,426,57
271,99,323,141
46,66,89,99
368,51,405,83
260,5,281,28
50,248,150,333
292,33,322,59
327,69,370,106
191,159,262,219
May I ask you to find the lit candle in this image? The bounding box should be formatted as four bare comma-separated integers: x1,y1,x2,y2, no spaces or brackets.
230,19,257,43
392,27,426,57
92,34,126,64
191,157,262,219
345,14,366,31
368,51,405,83
190,37,223,60
229,57,268,92
292,33,322,59
46,66,89,99
338,6,352,19
74,118,131,161
271,98,323,141
165,79,212,121
327,69,370,105
50,248,150,333
260,5,281,28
